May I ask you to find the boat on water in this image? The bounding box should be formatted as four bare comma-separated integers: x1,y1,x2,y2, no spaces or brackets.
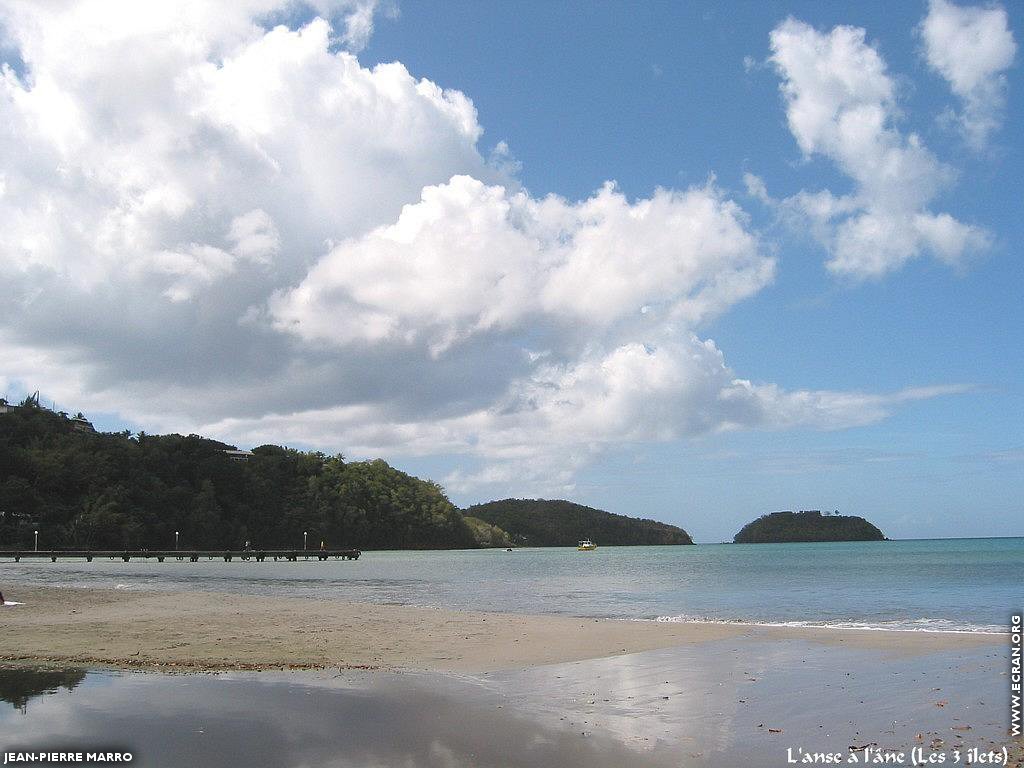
577,539,597,551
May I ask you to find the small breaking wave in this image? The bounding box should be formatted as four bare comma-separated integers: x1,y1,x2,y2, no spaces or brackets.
645,614,1005,634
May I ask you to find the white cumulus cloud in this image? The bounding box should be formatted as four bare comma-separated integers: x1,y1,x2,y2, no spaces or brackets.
0,1,970,495
194,336,969,496
766,18,991,279
920,0,1017,150
268,175,774,353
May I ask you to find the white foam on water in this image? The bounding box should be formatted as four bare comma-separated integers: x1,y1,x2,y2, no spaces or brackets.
644,614,1005,635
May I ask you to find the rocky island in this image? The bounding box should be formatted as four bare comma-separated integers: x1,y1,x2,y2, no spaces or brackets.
733,510,886,543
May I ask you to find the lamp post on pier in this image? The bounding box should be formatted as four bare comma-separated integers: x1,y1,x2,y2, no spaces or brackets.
175,531,179,550
34,529,38,552
303,531,308,550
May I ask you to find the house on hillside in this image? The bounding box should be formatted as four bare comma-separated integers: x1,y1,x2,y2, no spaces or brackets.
69,412,95,432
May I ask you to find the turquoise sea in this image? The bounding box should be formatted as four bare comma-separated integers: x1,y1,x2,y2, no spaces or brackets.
2,537,1021,632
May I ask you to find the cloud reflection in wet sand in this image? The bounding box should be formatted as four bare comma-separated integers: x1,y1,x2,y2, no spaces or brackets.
0,668,677,768
0,636,1011,768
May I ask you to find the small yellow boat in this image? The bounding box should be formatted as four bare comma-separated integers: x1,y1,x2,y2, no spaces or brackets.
577,539,597,551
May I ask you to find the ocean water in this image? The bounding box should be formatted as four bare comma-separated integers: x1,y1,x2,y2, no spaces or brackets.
2,538,1021,632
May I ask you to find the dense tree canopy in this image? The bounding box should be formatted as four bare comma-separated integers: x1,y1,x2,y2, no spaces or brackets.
0,400,478,550
1,400,700,552
733,510,886,543
461,516,513,548
464,499,693,546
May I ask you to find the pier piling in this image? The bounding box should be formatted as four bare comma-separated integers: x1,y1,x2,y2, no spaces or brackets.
2,549,361,563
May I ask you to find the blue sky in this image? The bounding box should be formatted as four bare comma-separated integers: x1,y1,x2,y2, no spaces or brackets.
365,0,1024,540
1,0,1020,541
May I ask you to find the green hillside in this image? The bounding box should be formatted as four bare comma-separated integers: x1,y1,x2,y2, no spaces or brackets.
0,397,479,551
463,498,693,547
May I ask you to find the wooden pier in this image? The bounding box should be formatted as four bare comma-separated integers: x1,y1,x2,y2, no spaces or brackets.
2,549,361,563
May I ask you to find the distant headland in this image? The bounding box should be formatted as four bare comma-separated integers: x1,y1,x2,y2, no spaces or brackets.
733,510,886,544
464,499,694,547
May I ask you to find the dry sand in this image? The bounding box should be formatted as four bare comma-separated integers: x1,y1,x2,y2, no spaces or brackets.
0,586,1004,673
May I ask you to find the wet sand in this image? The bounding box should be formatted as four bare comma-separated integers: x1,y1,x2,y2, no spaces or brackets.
1,639,1019,768
1,586,1018,767
0,585,1005,672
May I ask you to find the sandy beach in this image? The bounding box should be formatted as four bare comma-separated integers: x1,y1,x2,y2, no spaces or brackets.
0,585,1005,672
2,585,1019,767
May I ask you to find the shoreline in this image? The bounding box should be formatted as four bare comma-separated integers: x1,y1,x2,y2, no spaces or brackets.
638,616,1007,634
0,585,1006,674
